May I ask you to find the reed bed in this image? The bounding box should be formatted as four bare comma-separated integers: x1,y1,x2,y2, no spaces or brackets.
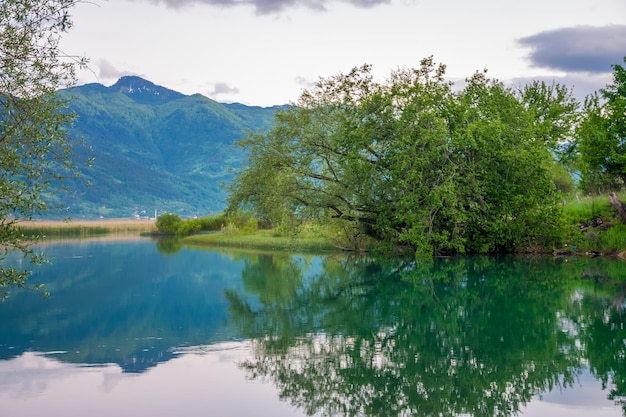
19,219,156,238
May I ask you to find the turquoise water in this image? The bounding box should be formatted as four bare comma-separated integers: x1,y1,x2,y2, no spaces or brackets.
0,238,624,416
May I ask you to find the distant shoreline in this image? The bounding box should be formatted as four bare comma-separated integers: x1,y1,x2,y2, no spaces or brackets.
19,218,156,237
21,218,156,227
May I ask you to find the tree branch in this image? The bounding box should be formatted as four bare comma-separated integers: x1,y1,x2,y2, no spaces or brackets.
610,192,626,223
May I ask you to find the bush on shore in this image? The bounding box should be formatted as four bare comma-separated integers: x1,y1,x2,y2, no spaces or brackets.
155,192,626,255
155,213,228,236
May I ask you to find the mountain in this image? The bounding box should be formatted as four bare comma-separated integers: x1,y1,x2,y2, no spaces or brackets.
52,76,280,219
109,75,186,105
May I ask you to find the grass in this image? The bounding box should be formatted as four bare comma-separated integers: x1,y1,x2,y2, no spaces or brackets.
599,224,626,252
561,191,626,254
182,228,341,253
19,219,156,238
562,193,619,224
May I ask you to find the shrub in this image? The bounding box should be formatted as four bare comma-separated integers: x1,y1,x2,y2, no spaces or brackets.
177,218,202,235
155,213,182,235
551,165,574,194
224,211,257,231
198,214,227,231
242,217,258,233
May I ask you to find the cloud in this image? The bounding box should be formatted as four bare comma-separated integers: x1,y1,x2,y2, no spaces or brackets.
208,82,240,97
142,0,390,14
97,59,127,79
294,75,315,89
518,25,626,74
0,352,121,399
96,59,144,83
74,59,142,87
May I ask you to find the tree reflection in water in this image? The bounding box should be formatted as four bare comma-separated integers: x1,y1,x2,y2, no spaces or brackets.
226,254,626,417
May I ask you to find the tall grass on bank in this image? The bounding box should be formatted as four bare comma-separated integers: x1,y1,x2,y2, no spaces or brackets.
561,192,626,254
562,193,619,224
183,228,340,253
19,219,156,238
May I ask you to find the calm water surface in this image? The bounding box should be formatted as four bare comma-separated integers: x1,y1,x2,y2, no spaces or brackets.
1,237,625,417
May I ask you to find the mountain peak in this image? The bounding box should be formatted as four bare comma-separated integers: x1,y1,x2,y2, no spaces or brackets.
110,76,185,105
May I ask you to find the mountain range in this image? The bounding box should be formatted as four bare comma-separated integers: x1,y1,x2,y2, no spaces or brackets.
52,76,281,219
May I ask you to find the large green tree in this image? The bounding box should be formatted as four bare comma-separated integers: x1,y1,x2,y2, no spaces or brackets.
448,73,565,253
228,58,574,255
0,0,86,296
577,56,626,193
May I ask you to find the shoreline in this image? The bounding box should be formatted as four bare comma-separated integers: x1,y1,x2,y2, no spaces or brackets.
20,218,156,227
19,218,157,237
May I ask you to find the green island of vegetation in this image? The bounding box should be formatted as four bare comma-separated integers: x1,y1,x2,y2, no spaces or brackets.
150,57,626,258
142,189,626,257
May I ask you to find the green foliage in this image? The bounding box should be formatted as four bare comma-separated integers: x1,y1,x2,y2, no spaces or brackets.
519,80,579,159
156,212,230,236
175,214,228,235
559,192,626,252
197,214,228,231
0,0,86,296
599,223,626,252
228,58,574,255
221,210,256,231
155,213,182,235
548,160,575,195
563,194,617,224
576,57,626,193
176,218,202,235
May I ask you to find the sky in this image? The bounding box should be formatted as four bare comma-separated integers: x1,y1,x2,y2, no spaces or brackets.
61,0,626,107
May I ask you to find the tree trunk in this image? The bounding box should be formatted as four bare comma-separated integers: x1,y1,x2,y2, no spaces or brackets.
609,192,626,223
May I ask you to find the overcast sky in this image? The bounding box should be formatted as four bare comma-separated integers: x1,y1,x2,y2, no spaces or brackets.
61,0,626,106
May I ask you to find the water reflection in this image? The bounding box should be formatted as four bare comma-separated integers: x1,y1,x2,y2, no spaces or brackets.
226,255,626,416
0,239,245,372
0,240,625,416
0,343,306,417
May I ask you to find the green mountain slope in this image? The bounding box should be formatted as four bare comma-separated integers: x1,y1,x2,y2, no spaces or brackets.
53,76,279,219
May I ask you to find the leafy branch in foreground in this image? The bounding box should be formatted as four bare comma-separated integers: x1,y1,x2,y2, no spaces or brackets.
0,0,88,296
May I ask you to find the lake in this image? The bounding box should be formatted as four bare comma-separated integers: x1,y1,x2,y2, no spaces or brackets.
0,237,625,417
